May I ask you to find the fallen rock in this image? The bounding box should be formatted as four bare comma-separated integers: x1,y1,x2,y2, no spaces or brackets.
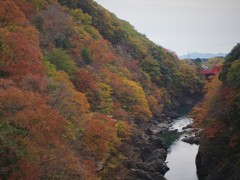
145,159,169,174
181,136,200,144
97,161,104,172
135,159,169,175
182,124,193,130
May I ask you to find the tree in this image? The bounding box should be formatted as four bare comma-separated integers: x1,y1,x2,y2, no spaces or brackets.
69,8,92,25
111,76,152,122
229,92,240,129
81,113,120,162
140,56,162,86
74,68,97,92
0,26,44,89
93,83,113,114
227,59,240,89
220,43,240,82
0,78,95,179
0,0,25,28
38,2,74,49
0,80,63,178
81,47,94,64
46,48,77,77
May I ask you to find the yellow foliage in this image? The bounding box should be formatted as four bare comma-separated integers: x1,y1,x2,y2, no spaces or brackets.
116,120,132,139
119,77,152,120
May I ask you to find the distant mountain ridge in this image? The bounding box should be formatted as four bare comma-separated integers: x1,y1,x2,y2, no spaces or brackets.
179,52,226,59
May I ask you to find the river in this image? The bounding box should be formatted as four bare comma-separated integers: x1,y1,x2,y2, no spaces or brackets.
163,116,199,180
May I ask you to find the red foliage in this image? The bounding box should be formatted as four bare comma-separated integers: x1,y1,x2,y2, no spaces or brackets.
0,0,44,88
14,0,34,19
75,69,97,92
204,127,219,138
0,29,43,77
0,85,64,145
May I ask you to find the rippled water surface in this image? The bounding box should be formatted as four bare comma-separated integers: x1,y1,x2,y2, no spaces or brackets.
163,117,199,180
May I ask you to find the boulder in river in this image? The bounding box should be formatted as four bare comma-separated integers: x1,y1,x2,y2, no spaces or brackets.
135,159,169,175
181,136,200,144
182,124,193,130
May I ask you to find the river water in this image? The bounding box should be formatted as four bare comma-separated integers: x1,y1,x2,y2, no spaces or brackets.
163,116,199,180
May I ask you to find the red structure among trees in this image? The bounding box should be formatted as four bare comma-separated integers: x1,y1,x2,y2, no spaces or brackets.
201,66,222,80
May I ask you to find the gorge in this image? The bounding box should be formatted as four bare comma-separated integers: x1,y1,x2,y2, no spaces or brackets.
0,0,239,180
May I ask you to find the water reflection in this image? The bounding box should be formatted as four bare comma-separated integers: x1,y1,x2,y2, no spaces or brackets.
162,117,199,180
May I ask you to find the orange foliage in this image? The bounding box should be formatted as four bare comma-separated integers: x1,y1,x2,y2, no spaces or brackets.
191,75,222,126
0,81,64,145
0,0,26,28
83,38,116,66
0,29,43,78
81,113,120,162
0,79,93,179
14,0,34,19
0,2,44,89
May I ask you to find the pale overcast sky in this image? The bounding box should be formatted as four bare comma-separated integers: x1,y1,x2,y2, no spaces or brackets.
94,0,240,56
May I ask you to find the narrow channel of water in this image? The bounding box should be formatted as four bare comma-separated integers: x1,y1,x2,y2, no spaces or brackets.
163,117,199,180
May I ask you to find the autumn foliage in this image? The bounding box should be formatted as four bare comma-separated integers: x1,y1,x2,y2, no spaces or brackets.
192,44,240,141
0,0,204,179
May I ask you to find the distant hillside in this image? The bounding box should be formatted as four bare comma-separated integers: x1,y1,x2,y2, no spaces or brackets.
179,52,226,59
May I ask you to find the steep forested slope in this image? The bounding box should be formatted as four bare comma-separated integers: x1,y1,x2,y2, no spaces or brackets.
0,0,203,179
192,44,240,180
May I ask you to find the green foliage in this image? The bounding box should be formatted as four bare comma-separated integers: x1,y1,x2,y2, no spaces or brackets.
54,33,73,49
81,47,94,64
42,58,58,77
140,56,162,85
159,64,173,87
69,8,92,25
229,92,240,129
58,0,79,9
0,121,26,179
227,59,240,89
46,48,77,77
32,15,44,32
220,43,240,82
175,61,203,95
